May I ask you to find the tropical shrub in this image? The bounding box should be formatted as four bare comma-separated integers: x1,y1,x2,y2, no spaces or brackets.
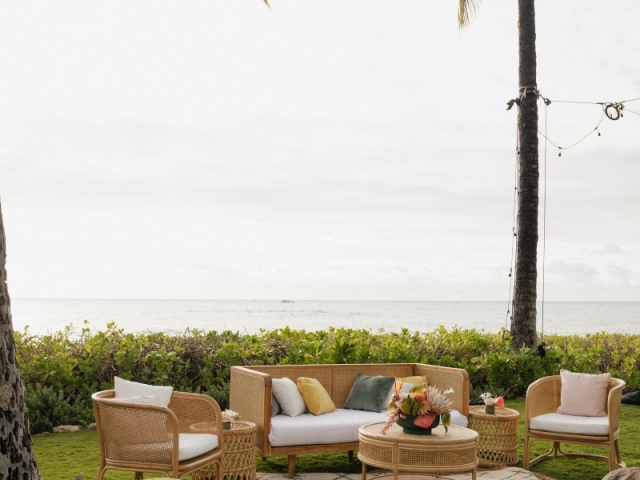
14,322,640,433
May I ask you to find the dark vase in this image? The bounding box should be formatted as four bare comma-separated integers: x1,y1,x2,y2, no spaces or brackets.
396,414,440,435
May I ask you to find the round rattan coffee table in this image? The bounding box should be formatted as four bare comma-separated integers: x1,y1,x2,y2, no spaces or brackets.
358,422,478,480
190,420,257,480
468,406,520,467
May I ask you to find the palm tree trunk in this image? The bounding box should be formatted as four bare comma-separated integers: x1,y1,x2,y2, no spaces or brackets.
0,202,40,478
510,0,539,349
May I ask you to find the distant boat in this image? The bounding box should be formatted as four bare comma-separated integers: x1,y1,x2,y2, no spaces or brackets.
281,300,295,303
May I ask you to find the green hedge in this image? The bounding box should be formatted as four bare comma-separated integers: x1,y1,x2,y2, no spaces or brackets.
14,322,640,434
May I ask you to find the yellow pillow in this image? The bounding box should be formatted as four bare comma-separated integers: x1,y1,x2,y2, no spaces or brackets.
403,375,428,389
297,377,336,415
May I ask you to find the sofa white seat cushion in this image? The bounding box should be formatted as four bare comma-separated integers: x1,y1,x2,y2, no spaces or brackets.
269,409,468,447
178,433,219,461
529,413,609,436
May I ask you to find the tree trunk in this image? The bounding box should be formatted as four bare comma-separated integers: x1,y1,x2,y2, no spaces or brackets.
0,203,40,479
511,0,539,350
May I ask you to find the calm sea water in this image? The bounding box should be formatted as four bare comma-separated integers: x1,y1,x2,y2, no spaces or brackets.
8,299,640,337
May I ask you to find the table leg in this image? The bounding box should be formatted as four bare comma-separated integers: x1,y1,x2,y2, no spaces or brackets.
361,461,366,480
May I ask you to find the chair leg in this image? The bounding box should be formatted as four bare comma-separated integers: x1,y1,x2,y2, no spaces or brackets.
523,434,530,469
288,455,296,478
348,450,354,463
614,439,626,468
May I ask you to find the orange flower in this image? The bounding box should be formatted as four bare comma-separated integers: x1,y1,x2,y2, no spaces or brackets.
412,390,426,403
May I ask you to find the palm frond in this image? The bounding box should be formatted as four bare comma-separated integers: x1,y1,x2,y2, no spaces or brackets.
458,0,482,28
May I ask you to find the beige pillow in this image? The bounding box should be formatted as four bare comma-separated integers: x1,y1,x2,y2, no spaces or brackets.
297,377,336,415
557,369,610,417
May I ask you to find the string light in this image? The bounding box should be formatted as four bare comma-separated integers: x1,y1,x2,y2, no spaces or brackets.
506,95,639,155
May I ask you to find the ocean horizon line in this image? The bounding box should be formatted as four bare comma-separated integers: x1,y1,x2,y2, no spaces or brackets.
12,297,640,303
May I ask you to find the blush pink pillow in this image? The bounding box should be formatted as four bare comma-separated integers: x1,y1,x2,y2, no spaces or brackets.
557,369,610,417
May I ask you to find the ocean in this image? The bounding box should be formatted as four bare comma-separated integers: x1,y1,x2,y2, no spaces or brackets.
8,298,640,337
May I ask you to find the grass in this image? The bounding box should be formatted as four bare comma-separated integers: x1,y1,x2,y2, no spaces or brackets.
33,399,640,480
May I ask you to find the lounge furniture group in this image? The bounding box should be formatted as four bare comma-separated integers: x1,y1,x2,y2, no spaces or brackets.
90,365,627,479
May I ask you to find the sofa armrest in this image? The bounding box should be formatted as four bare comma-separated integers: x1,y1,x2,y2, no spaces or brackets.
414,364,470,417
230,366,270,453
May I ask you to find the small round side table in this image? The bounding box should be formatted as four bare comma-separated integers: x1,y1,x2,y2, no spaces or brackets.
190,420,257,480
468,406,520,467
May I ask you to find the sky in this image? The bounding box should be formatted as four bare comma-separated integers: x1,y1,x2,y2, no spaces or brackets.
0,0,639,302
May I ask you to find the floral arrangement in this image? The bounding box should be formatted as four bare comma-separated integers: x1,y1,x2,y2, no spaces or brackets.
381,380,455,435
480,392,504,407
221,409,241,422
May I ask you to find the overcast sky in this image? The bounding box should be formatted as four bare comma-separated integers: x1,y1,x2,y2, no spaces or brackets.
1,0,638,302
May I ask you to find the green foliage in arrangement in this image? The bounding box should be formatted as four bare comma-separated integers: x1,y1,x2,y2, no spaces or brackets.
15,321,640,434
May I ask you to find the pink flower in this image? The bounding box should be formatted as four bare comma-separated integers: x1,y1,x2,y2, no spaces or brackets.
414,412,437,428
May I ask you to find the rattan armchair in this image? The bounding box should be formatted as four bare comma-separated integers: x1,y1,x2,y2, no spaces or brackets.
524,375,626,472
92,390,224,480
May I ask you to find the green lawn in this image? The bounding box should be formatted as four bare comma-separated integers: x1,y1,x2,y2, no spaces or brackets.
33,399,640,480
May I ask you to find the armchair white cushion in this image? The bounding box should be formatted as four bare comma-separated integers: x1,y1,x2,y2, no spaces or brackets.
177,433,219,461
529,412,609,436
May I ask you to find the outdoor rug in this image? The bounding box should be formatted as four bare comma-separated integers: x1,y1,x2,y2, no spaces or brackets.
257,467,555,480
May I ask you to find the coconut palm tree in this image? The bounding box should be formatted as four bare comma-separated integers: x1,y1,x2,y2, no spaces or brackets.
0,202,40,478
459,0,539,350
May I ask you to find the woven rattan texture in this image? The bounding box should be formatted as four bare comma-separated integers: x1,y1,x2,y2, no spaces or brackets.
358,423,478,476
397,447,476,467
92,389,223,479
358,440,393,465
230,363,470,477
524,375,626,472
414,364,469,417
192,421,257,480
468,406,519,467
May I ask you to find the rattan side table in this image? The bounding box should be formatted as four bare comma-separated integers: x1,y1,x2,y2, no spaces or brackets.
468,406,520,467
191,420,257,480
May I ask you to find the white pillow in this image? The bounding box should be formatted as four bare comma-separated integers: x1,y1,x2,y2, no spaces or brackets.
272,377,308,417
383,382,414,409
106,394,161,406
557,369,610,417
114,376,173,408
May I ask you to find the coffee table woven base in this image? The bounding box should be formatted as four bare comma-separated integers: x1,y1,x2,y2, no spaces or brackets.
358,422,478,480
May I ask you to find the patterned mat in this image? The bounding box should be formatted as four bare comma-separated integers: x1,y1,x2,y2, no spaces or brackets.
258,467,553,480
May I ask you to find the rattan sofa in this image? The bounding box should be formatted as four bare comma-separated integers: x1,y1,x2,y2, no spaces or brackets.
230,363,470,477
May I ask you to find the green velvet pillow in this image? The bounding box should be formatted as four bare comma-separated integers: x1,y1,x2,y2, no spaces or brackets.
343,374,395,412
